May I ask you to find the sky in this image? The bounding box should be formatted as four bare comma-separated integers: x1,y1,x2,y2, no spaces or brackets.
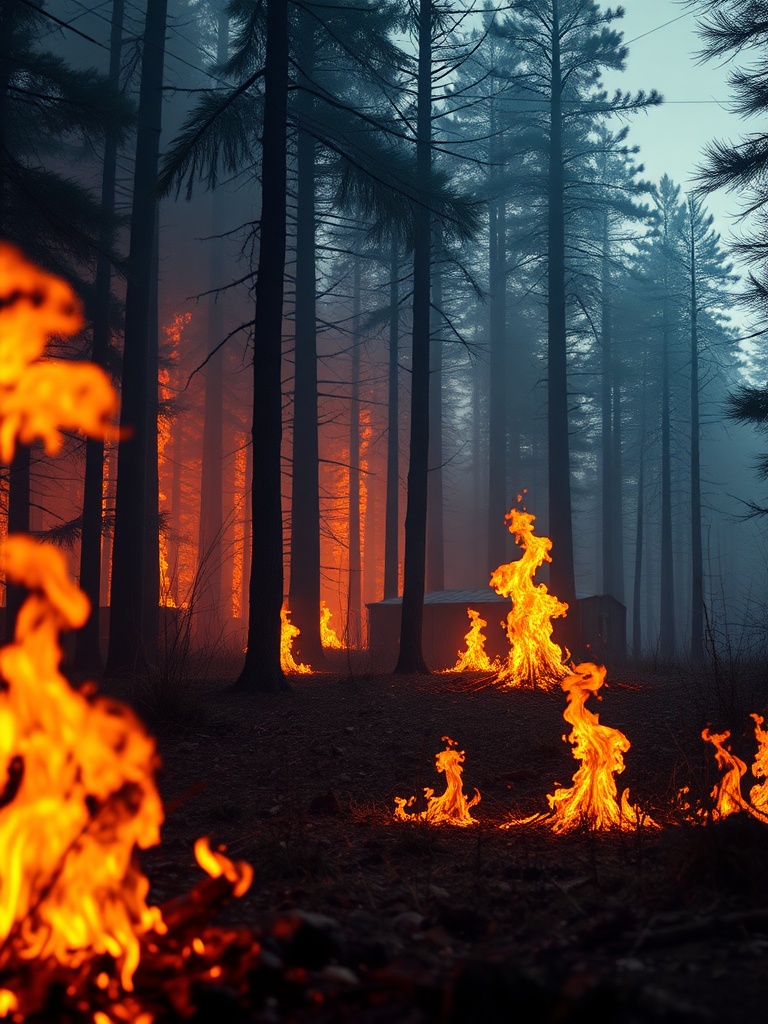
603,1,745,234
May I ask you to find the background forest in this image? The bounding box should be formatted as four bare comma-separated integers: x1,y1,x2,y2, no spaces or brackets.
2,0,768,690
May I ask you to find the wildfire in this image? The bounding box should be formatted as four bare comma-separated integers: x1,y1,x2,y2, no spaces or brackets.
450,607,500,672
749,714,768,815
490,506,569,689
505,663,656,833
280,604,311,674
394,737,481,826
0,247,254,1011
320,599,343,649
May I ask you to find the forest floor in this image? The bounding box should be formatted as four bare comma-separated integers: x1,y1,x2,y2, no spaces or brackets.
113,653,768,1022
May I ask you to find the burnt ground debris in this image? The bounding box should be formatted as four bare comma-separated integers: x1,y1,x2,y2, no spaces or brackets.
92,657,768,1022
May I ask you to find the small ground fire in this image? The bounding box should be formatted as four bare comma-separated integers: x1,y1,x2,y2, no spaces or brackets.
394,737,481,826
489,505,570,689
280,604,311,674
450,607,500,673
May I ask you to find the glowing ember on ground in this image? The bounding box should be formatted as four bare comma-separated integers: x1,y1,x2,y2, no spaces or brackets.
504,663,656,833
489,504,569,689
450,607,500,672
320,599,343,649
394,737,480,826
280,605,311,674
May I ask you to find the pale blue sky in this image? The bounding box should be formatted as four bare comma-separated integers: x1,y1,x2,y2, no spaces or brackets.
604,1,744,230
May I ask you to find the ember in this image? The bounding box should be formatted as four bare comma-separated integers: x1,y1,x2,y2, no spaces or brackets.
490,504,569,689
280,604,312,674
450,607,500,672
320,599,343,649
505,663,656,832
394,737,480,826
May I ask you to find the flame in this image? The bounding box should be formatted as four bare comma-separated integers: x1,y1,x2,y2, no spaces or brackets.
394,737,481,826
450,607,500,672
0,244,117,462
320,600,343,649
0,249,254,1003
506,663,656,833
280,604,311,674
749,714,768,815
0,538,165,990
490,506,569,689
699,727,768,823
193,838,253,899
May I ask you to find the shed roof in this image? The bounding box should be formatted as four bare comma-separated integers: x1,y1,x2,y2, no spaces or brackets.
367,587,507,608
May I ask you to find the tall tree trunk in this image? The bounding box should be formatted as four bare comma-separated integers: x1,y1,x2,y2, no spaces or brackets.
197,10,229,643
288,20,325,665
235,0,290,692
600,212,615,597
395,0,431,674
105,0,167,676
612,350,625,603
547,0,576,614
426,221,444,592
487,160,507,570
659,243,676,660
143,216,160,657
689,210,703,660
632,370,646,659
383,237,400,599
347,258,362,648
74,0,124,674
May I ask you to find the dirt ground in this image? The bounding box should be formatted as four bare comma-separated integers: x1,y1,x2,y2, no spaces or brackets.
121,655,768,1022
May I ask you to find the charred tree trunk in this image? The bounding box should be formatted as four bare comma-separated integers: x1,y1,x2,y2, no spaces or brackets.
235,0,290,692
197,10,229,643
74,0,124,674
143,217,160,657
689,208,704,661
395,0,431,674
288,21,325,666
547,0,576,614
347,257,362,648
383,237,400,600
426,221,444,593
105,0,167,677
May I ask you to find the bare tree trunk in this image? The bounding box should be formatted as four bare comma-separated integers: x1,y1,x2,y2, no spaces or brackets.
235,0,290,692
383,236,400,599
689,204,704,660
395,0,432,674
487,117,507,570
600,212,615,598
74,0,124,674
288,18,325,665
612,350,625,603
547,0,576,615
143,217,160,657
347,257,362,648
426,221,444,592
106,0,167,676
659,245,676,660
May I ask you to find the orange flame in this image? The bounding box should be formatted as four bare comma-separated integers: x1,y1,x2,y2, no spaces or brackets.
280,605,311,674
450,607,500,672
0,244,117,462
320,600,343,649
749,714,768,816
394,737,481,826
0,249,253,999
0,538,165,990
507,663,656,833
193,838,253,899
700,727,768,823
490,506,569,689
